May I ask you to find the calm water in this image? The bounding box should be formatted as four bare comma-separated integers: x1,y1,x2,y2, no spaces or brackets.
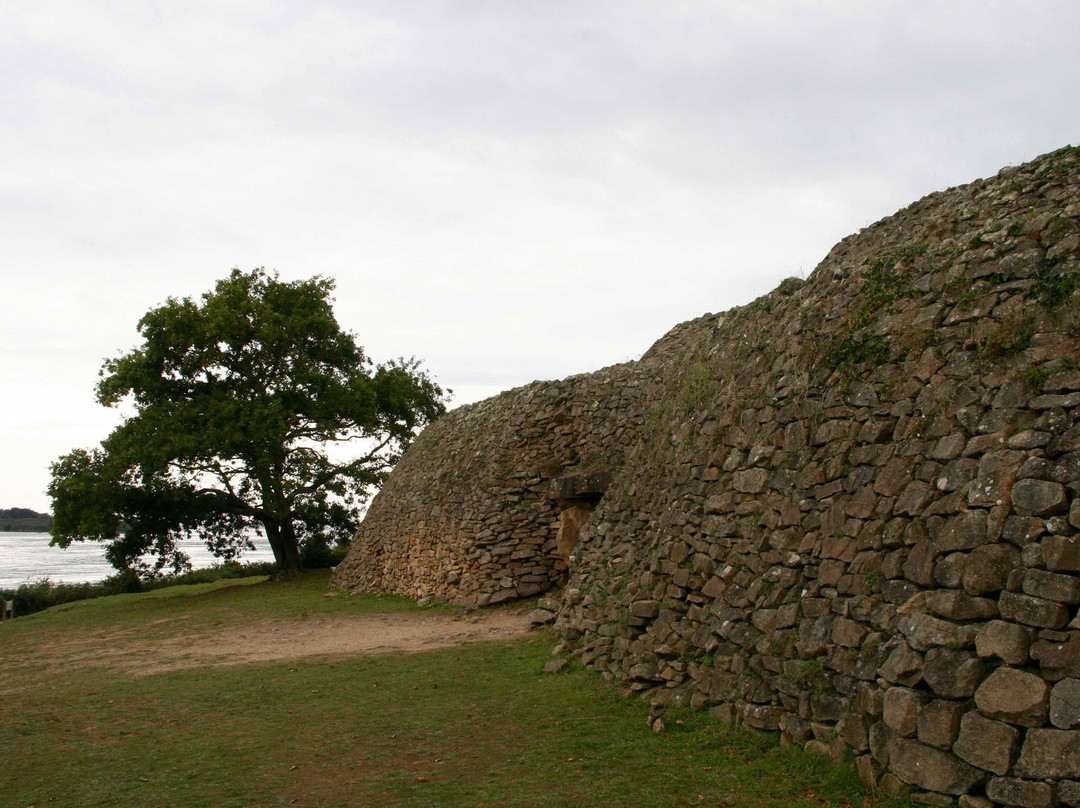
0,531,277,589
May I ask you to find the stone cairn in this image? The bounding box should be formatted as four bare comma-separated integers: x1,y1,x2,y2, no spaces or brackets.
334,146,1080,808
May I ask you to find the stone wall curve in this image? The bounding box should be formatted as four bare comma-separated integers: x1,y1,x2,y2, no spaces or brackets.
331,362,653,606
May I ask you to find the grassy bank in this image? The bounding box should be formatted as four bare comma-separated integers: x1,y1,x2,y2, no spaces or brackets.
0,573,907,808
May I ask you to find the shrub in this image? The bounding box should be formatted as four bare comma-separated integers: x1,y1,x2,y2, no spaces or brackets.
299,537,350,569
1032,258,1079,310
981,315,1036,359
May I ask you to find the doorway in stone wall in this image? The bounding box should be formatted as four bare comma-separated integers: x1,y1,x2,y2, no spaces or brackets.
546,471,613,582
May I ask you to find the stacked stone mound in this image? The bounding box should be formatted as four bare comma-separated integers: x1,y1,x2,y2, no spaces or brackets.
336,145,1080,807
331,363,653,606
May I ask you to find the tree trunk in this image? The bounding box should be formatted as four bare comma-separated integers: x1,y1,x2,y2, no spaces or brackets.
263,520,302,574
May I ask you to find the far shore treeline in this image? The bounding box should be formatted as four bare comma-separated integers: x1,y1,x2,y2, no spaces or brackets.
0,508,53,532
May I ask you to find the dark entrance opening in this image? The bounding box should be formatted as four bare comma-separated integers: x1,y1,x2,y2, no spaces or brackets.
546,471,613,575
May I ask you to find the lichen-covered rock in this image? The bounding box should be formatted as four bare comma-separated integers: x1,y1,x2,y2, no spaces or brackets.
975,620,1032,665
899,614,978,652
884,686,927,736
974,667,1051,726
953,712,1020,776
985,778,1054,808
923,648,985,699
1024,568,1080,604
963,543,1021,596
917,699,965,750
879,642,925,686
1061,780,1080,808
923,590,999,621
1015,728,1080,779
1044,535,1080,572
1011,479,1069,515
1052,679,1080,729
999,592,1070,629
1032,632,1080,678
890,737,986,794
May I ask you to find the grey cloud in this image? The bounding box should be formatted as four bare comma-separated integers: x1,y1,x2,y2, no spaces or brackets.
3,0,1080,511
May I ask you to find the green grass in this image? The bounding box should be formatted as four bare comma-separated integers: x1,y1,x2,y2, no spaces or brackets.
0,573,906,808
3,570,428,629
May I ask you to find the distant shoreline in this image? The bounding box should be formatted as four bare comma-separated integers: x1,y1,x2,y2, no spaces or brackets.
0,508,53,533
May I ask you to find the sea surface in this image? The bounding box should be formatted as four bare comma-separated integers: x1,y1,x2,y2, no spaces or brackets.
0,531,277,589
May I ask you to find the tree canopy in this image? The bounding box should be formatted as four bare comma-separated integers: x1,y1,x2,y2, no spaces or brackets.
49,268,447,574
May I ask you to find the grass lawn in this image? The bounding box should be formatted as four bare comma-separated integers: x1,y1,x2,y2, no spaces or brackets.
0,572,908,808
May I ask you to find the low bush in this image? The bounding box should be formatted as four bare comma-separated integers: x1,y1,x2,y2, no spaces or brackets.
299,537,350,569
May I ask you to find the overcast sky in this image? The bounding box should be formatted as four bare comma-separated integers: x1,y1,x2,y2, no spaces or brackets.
3,1,1079,513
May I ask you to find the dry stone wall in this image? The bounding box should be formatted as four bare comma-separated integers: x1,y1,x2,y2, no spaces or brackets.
335,146,1080,807
331,362,652,607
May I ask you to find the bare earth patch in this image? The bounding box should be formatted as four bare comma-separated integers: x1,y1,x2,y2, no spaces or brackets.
11,607,534,678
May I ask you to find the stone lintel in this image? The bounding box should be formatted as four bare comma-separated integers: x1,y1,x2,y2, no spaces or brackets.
546,470,613,503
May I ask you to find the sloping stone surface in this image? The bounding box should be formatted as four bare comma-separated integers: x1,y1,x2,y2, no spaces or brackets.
334,146,1080,806
331,363,651,606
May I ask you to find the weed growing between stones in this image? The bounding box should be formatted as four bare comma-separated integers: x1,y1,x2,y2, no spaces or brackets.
806,242,935,379
863,571,883,594
956,284,979,309
979,314,1036,359
797,659,823,677
896,328,933,358
1031,257,1079,310
819,332,891,376
860,242,928,317
679,357,714,414
749,295,774,314
1021,364,1047,392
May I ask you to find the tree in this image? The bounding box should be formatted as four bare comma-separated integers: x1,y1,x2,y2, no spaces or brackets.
49,268,447,575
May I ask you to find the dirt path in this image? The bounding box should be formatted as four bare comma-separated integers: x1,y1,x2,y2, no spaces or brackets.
169,609,535,666
12,607,536,678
